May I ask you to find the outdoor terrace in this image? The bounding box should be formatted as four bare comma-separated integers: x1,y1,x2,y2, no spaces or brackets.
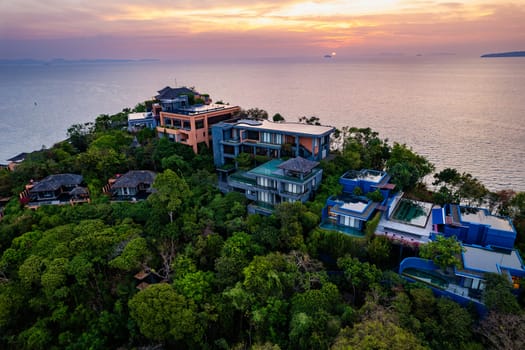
341,169,385,183
460,207,514,232
234,119,334,136
328,194,377,220
249,159,320,184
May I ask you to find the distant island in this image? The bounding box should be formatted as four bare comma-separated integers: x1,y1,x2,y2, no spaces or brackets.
481,51,525,58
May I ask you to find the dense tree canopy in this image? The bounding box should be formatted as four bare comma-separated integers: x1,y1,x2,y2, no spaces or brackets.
0,107,523,349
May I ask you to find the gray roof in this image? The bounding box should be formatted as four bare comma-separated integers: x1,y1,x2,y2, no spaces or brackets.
112,170,156,188
156,86,197,100
69,187,89,196
30,173,83,192
461,245,525,274
7,152,28,162
278,157,319,173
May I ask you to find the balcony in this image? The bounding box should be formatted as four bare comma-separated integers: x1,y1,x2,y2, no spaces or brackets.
221,138,241,145
399,257,485,307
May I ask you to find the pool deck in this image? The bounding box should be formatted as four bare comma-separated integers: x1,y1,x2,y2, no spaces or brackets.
319,221,365,238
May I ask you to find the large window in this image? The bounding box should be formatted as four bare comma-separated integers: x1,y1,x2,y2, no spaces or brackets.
258,191,274,204
247,130,259,140
341,215,358,228
262,132,271,143
257,177,276,189
284,183,303,194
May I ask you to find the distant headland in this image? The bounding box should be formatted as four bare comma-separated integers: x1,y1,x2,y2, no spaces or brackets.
481,51,525,58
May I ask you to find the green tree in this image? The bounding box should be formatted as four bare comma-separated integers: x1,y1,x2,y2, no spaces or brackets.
337,256,382,305
215,232,262,287
67,123,93,152
340,127,390,170
333,300,427,350
272,113,285,122
418,235,463,271
332,319,427,350
109,237,151,271
366,236,392,267
366,189,383,203
148,169,190,223
298,116,321,125
386,143,434,191
245,108,269,120
128,283,203,345
476,311,525,350
482,273,521,314
235,152,253,170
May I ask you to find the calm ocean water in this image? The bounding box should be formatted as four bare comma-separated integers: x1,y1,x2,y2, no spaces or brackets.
0,57,524,191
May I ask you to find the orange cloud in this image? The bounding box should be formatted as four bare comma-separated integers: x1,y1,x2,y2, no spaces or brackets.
0,0,523,58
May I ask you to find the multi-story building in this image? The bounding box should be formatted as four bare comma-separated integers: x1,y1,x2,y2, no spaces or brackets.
400,204,521,311
153,86,240,153
226,157,323,215
399,244,525,312
211,119,335,168
127,112,157,131
321,169,395,235
432,204,517,250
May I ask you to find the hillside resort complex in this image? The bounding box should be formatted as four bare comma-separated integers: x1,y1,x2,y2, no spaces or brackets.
8,85,522,311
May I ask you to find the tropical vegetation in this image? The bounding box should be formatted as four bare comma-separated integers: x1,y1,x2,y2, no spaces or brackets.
0,106,524,349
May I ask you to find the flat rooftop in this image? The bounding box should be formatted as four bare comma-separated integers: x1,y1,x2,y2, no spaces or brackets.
460,207,513,232
330,194,378,220
331,194,370,214
163,104,239,116
249,159,320,183
462,245,524,274
128,112,153,121
391,198,433,228
377,195,434,242
234,119,334,136
342,169,385,183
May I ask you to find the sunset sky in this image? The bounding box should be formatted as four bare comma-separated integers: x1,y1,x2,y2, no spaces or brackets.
0,0,524,60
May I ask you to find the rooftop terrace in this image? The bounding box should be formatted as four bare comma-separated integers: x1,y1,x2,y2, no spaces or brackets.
461,245,524,274
460,207,514,232
128,112,153,121
233,119,334,136
391,198,433,228
342,169,385,183
163,104,239,116
249,159,320,183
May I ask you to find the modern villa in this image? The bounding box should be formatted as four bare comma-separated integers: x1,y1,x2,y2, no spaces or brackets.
19,173,90,207
432,204,517,250
377,193,435,245
211,119,335,168
321,169,395,235
225,157,323,215
154,86,241,153
399,204,521,309
128,112,157,131
104,170,157,201
400,244,525,311
339,169,394,197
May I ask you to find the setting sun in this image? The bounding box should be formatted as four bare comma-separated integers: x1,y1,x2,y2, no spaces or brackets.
0,0,523,59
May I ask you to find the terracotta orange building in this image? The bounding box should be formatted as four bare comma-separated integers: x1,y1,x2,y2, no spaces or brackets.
154,86,240,153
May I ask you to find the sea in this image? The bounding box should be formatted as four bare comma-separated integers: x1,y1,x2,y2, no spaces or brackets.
0,56,524,192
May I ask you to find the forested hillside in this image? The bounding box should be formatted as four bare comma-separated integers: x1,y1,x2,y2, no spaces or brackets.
1,106,524,349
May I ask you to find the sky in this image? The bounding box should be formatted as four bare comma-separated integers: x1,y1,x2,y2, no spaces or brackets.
0,0,524,60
